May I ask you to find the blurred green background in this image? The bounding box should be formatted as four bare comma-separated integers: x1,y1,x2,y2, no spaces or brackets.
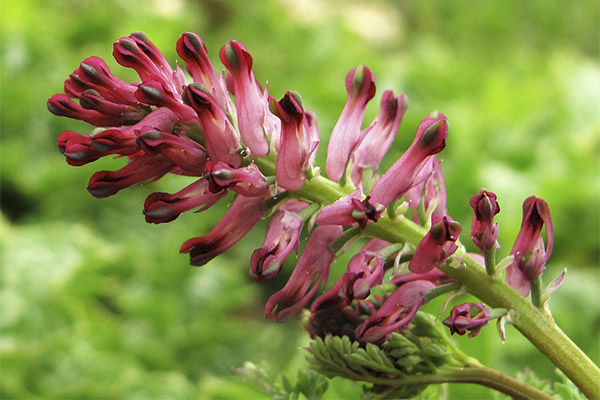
1,0,598,398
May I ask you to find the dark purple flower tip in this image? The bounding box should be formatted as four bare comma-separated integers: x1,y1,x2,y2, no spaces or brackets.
470,189,500,252
443,302,490,338
220,40,253,73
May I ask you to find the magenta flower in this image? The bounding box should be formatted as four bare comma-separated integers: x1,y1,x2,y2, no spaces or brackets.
356,280,436,343
220,40,272,157
176,32,231,111
143,178,225,224
443,302,490,338
251,199,308,281
180,195,267,266
506,196,554,296
350,90,408,187
408,215,462,274
208,161,270,197
370,113,448,208
315,189,382,229
340,238,388,300
182,82,242,167
270,92,319,191
326,65,376,182
136,129,206,175
264,225,342,323
470,190,500,253
404,156,447,223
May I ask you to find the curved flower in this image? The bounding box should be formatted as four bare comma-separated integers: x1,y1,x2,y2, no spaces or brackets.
264,225,342,323
356,280,436,343
326,65,376,182
443,302,490,338
470,189,500,252
506,196,553,296
408,215,461,274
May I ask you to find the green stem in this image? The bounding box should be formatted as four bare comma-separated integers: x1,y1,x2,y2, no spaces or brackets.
483,247,496,276
253,155,600,399
530,275,543,308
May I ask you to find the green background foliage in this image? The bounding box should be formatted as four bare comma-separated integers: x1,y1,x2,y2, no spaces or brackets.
1,0,598,398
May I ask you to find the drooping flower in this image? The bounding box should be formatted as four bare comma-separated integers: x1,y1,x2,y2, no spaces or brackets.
408,215,461,274
251,199,308,281
470,189,500,253
370,113,448,208
264,225,342,323
180,195,267,266
339,238,388,300
356,280,436,343
443,302,490,338
506,196,553,296
207,161,270,197
326,65,376,182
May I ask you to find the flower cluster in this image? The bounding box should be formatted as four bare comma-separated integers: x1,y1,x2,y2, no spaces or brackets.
49,32,554,345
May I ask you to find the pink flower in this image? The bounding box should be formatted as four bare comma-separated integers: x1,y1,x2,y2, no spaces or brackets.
506,196,553,296
270,91,319,191
470,190,500,252
208,161,270,197
408,216,462,274
251,199,308,281
143,178,225,224
443,302,490,338
182,83,242,167
180,195,267,266
340,239,388,300
356,280,436,343
370,113,448,208
315,189,382,229
326,65,376,182
404,156,447,223
136,129,206,175
350,90,408,187
264,225,343,323
220,40,272,157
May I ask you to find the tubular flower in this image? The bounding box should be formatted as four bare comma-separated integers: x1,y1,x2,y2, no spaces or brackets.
315,189,383,229
264,225,343,323
370,113,448,208
356,280,436,343
506,196,554,296
250,199,308,281
470,189,500,252
350,90,408,187
443,302,490,338
326,65,376,182
270,91,319,191
340,238,388,300
180,194,267,266
220,40,273,157
409,216,462,274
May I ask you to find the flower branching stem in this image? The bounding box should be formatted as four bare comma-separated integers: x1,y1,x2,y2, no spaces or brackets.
254,154,600,400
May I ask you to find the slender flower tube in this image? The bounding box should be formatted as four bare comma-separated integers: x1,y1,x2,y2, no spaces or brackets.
326,65,376,182
350,90,408,187
506,196,553,296
408,216,461,274
315,189,382,229
135,129,207,175
370,113,448,208
220,40,271,157
404,156,447,223
208,161,270,197
182,83,242,167
47,93,129,127
176,32,231,111
143,178,226,223
340,238,388,301
180,194,267,266
64,56,140,106
135,78,198,123
251,199,308,281
264,225,343,323
356,280,436,343
270,91,319,191
87,154,174,198
470,190,500,252
443,302,490,338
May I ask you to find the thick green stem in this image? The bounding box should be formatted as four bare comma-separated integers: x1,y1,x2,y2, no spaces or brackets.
252,156,600,398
